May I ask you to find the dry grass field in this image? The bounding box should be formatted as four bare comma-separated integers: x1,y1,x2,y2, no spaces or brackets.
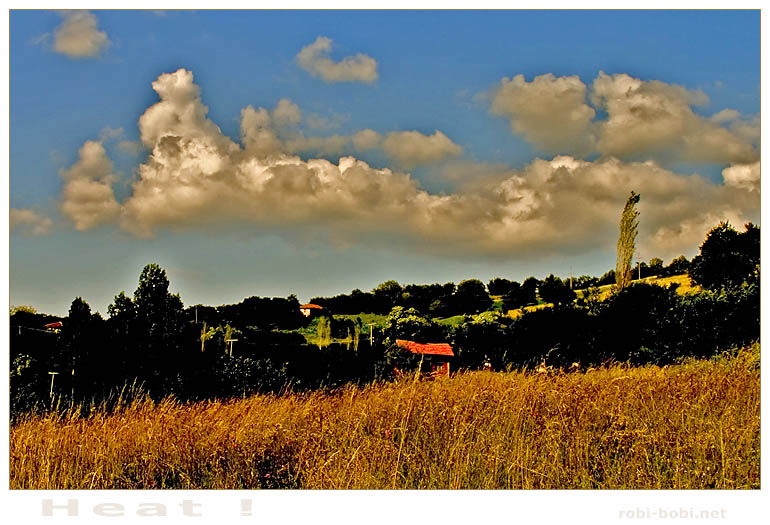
10,343,758,490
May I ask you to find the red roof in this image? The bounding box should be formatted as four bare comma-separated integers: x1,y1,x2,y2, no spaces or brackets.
45,321,63,329
300,304,324,309
395,339,454,356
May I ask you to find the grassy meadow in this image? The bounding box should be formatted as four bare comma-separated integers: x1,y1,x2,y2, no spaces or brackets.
10,343,759,490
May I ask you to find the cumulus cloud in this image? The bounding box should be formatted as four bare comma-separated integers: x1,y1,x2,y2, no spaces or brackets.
59,140,121,230
352,129,383,150
591,72,758,165
284,134,351,156
235,95,460,165
491,73,596,155
240,104,282,156
490,71,759,166
296,36,378,84
61,69,758,262
380,130,463,167
722,161,760,192
10,209,53,236
272,98,302,128
52,10,110,58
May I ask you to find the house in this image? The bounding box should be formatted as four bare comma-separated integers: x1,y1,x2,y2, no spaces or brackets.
299,303,324,318
44,321,63,333
395,339,454,377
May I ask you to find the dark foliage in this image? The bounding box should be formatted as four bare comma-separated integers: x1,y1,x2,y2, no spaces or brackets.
9,220,760,416
689,222,759,290
538,274,577,306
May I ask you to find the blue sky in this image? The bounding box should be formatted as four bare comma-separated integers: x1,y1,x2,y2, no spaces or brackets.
9,10,761,316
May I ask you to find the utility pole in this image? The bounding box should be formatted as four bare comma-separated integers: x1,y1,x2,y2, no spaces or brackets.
48,371,59,399
225,338,238,357
366,323,376,346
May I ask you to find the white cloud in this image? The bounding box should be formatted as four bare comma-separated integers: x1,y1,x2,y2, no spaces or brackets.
272,98,302,128
60,69,758,263
710,109,741,124
352,129,383,150
284,134,351,156
10,209,53,236
296,36,378,84
52,10,110,59
591,72,757,164
490,71,759,166
491,73,596,155
59,141,121,230
240,104,282,156
236,96,460,166
381,130,463,167
722,161,760,192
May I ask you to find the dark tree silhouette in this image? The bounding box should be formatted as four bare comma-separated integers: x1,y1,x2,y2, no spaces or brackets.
454,279,492,314
689,222,759,290
538,274,577,306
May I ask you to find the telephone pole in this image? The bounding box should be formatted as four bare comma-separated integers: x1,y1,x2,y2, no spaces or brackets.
366,323,376,346
48,371,59,399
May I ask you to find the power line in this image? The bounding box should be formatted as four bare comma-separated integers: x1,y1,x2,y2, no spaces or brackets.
11,325,60,335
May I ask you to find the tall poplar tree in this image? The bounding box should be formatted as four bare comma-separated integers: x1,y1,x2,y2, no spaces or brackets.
616,191,641,290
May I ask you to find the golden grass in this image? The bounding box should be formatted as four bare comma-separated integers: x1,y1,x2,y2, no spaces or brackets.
505,274,699,318
10,344,759,490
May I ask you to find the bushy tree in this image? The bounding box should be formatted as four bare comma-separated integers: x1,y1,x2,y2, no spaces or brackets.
58,297,107,400
689,222,759,290
451,311,512,369
598,269,616,286
487,278,517,296
130,264,186,389
501,281,524,311
571,275,599,289
383,306,442,345
599,283,682,364
521,277,540,305
372,280,404,314
663,255,690,277
647,257,664,276
454,279,493,314
538,274,577,306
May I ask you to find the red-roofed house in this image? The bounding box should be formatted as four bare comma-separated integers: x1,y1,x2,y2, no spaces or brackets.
45,321,63,333
299,303,324,318
395,339,454,377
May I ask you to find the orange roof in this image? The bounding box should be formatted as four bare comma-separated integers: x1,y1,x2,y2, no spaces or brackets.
395,339,454,356
300,304,324,309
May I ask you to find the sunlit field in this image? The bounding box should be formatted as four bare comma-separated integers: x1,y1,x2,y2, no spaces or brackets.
10,343,758,490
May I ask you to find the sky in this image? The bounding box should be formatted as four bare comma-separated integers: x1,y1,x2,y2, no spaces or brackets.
8,9,761,316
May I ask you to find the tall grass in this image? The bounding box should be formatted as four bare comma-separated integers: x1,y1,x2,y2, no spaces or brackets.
10,344,759,489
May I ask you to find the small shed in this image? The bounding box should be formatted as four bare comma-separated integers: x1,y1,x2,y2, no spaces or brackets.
395,339,454,377
299,303,324,318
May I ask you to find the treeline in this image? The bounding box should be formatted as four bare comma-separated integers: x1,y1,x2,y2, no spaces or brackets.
9,222,759,418
310,252,693,316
